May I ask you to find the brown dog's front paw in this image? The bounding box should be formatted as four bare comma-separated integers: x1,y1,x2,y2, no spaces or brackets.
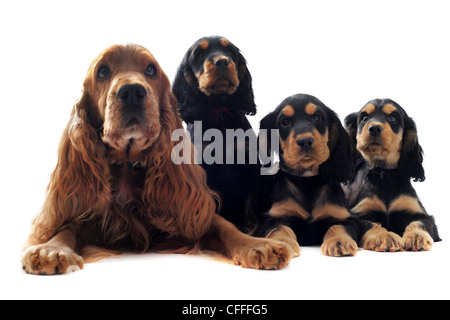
267,226,301,257
361,224,403,252
232,237,296,270
22,244,84,275
403,222,434,251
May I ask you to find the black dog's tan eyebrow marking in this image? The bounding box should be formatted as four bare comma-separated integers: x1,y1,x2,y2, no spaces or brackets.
305,103,317,115
382,103,397,114
362,103,376,114
199,40,209,49
282,105,295,117
220,38,229,47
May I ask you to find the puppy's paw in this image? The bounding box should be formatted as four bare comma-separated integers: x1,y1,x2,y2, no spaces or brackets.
321,225,358,257
361,224,403,252
403,222,434,251
232,237,296,270
267,226,301,257
22,244,83,275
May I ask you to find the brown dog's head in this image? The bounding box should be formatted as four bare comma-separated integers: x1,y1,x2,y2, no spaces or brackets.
345,99,425,181
78,44,176,160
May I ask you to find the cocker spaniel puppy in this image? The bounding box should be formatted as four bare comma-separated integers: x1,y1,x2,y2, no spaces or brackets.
256,94,367,257
344,99,441,251
22,44,296,274
172,36,259,230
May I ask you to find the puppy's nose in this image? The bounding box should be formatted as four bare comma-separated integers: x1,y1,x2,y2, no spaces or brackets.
297,137,314,151
214,58,230,69
117,83,147,106
369,124,383,137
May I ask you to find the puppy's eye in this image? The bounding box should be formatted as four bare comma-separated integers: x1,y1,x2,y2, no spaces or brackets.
361,115,369,123
97,65,111,80
280,118,291,127
145,64,157,78
312,114,321,122
387,115,397,123
198,52,206,60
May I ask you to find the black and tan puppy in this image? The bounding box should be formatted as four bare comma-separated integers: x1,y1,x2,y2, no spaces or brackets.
173,36,259,230
344,99,441,251
256,94,367,257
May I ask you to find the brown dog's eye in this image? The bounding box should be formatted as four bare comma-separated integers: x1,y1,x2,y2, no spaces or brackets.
145,64,157,78
97,65,111,80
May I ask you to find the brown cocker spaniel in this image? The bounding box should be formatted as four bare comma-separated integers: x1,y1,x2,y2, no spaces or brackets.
22,44,296,274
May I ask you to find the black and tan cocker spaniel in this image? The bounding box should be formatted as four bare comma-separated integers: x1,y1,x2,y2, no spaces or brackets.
343,99,441,251
172,36,260,230
255,94,368,257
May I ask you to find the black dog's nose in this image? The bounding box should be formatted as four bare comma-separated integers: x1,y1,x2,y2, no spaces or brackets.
214,58,230,69
369,124,383,137
297,137,314,151
117,83,147,106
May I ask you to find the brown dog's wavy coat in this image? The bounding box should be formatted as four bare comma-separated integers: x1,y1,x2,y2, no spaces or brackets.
22,44,295,274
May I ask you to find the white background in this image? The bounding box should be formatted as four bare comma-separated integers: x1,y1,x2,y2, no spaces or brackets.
1,0,449,300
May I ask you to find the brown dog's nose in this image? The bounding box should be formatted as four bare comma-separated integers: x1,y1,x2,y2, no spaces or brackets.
117,83,147,106
297,137,314,151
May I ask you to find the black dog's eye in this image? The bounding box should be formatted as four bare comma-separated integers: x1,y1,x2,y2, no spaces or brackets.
361,114,369,123
280,118,291,127
312,113,321,122
198,52,206,60
387,115,397,123
145,64,157,78
225,48,234,57
97,65,111,80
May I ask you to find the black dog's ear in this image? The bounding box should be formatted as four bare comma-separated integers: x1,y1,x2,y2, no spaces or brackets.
398,113,425,182
344,112,359,144
234,49,256,116
258,110,279,166
172,48,199,123
320,110,354,183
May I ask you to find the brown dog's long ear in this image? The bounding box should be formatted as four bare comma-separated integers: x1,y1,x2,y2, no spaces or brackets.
30,92,110,245
398,113,425,182
143,80,217,242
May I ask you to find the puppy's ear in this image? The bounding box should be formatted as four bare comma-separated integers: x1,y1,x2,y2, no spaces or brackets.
172,48,199,123
258,111,279,166
320,110,354,183
398,113,425,182
234,49,256,116
344,112,359,144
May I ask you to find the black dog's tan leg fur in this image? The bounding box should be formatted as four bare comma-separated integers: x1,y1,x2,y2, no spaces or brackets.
403,221,434,251
321,225,358,257
360,223,403,252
